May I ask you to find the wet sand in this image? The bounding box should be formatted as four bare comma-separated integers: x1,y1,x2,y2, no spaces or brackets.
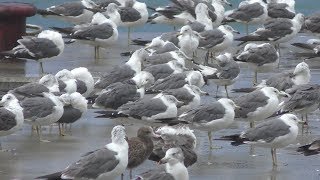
1,32,320,180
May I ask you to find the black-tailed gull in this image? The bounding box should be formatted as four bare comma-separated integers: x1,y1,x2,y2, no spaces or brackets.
95,93,183,124
57,92,88,136
220,113,303,167
0,94,24,150
61,12,118,59
150,125,197,167
127,126,157,178
297,139,320,156
93,71,155,109
234,86,289,127
196,52,240,98
146,71,205,93
144,60,186,81
235,13,304,52
198,25,239,65
95,48,148,91
282,84,320,124
265,0,295,19
36,0,97,24
163,84,208,114
0,30,64,73
188,3,213,32
21,92,65,142
225,0,268,35
179,98,239,149
234,43,279,84
136,148,188,180
37,125,129,180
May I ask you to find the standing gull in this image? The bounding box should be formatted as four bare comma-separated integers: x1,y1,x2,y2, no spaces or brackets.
0,94,24,150
146,71,205,93
199,25,239,65
234,87,289,128
0,30,64,74
225,0,268,35
187,3,213,32
179,98,239,149
136,148,189,180
95,93,183,124
60,12,118,59
36,0,97,24
21,92,65,142
234,43,279,84
57,92,88,136
37,125,129,180
220,114,303,167
95,48,148,91
196,52,240,98
149,125,197,167
127,126,157,178
93,71,155,109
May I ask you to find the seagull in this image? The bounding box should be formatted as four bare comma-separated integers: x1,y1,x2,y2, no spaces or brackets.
234,43,279,84
297,139,320,156
95,93,183,124
163,84,208,114
94,48,148,91
188,3,213,32
145,50,188,66
93,71,155,109
225,0,268,35
146,71,205,93
282,84,320,124
234,86,289,128
198,25,240,65
36,125,129,180
219,114,303,167
55,69,78,94
0,94,24,150
0,30,64,73
178,98,239,149
196,52,240,98
36,0,98,24
59,12,118,59
176,25,202,57
143,37,179,55
127,126,157,178
264,0,296,19
135,148,189,180
210,0,232,28
9,74,59,101
104,1,148,44
57,92,88,136
235,13,305,53
303,12,320,34
71,67,95,97
21,92,65,142
144,60,186,81
149,125,197,167
292,39,320,59
95,0,122,8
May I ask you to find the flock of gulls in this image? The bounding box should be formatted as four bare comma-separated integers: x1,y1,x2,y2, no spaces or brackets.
0,0,320,179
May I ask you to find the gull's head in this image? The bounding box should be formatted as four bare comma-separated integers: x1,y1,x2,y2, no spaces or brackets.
218,98,240,110
106,3,119,13
216,52,233,64
0,93,18,107
62,92,88,112
294,62,310,74
179,25,193,35
137,126,158,139
163,94,184,107
145,37,164,50
39,74,58,88
111,125,127,144
38,30,64,53
187,71,205,88
280,113,304,124
159,147,184,164
263,87,290,98
132,48,149,61
55,69,75,81
223,25,240,34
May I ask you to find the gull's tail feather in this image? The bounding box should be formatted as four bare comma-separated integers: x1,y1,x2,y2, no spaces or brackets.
131,39,151,46
215,134,245,146
36,171,63,180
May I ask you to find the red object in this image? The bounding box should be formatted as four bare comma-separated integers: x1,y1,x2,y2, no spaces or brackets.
0,2,36,51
